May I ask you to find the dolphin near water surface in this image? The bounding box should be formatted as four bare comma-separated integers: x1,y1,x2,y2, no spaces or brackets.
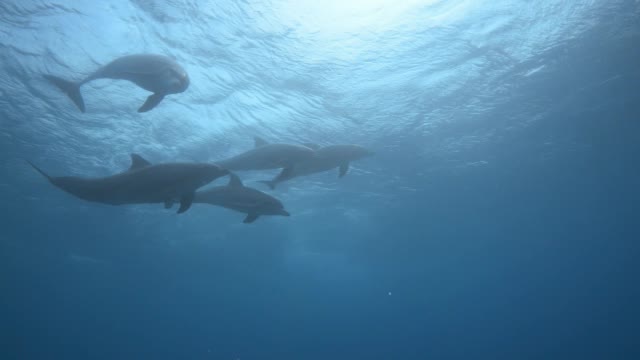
260,144,374,189
28,154,227,213
44,54,190,113
216,137,315,173
168,173,290,223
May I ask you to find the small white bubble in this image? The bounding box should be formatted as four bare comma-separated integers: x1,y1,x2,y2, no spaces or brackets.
388,291,392,296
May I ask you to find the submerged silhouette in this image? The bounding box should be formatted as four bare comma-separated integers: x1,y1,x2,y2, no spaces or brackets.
260,144,374,189
216,136,315,172
168,173,290,223
44,54,189,113
28,154,227,213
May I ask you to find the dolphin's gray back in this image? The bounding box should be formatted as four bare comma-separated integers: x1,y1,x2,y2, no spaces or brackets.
286,146,350,176
83,55,182,92
50,176,115,203
316,145,367,160
217,144,313,171
90,55,178,77
195,186,282,213
51,163,217,205
272,145,368,182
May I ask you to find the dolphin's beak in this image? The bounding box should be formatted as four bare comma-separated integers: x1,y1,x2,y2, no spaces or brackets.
278,209,290,217
181,73,190,91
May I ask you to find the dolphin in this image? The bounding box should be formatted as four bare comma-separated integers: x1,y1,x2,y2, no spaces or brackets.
259,144,374,189
44,54,190,113
28,154,228,213
167,173,290,223
215,136,315,172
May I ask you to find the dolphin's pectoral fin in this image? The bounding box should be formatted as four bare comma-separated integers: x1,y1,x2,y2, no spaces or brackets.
138,93,165,113
243,213,259,224
164,200,174,209
280,166,294,179
260,167,292,190
177,192,195,214
339,163,350,178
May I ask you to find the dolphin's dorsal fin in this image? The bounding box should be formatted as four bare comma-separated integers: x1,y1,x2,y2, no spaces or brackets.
254,136,269,148
130,154,152,171
228,173,243,187
302,142,320,150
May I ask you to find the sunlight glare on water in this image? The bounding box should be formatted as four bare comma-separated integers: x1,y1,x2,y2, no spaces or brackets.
269,0,474,60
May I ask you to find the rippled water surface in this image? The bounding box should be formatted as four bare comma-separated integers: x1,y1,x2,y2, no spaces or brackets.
1,1,639,359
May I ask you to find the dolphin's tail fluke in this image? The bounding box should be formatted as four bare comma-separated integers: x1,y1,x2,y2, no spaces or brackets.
44,75,85,113
26,160,52,181
258,180,277,190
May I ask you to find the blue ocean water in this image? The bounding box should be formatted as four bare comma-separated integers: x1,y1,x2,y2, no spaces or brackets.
1,0,639,359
